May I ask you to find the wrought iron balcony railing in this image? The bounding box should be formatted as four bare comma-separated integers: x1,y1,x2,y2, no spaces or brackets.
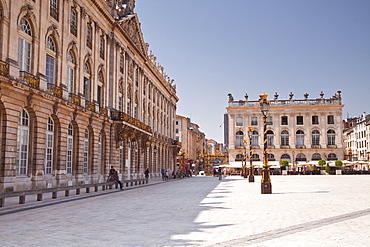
0,60,9,76
19,71,40,89
47,83,62,98
68,93,81,106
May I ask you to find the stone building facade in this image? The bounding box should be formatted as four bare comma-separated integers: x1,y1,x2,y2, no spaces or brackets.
226,91,344,169
0,0,179,192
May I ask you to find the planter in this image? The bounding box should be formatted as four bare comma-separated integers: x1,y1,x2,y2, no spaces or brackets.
282,170,288,175
336,170,342,175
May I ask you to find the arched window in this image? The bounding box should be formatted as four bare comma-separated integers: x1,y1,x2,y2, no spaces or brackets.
281,154,291,162
235,131,244,147
45,117,54,175
252,154,260,161
83,130,89,174
70,7,77,36
66,50,75,94
18,18,32,72
281,130,289,146
252,130,259,146
327,129,336,145
267,130,274,146
268,153,275,161
83,63,91,101
296,130,304,146
66,123,73,174
297,153,306,161
328,153,337,160
312,130,320,146
312,153,321,160
46,36,56,87
17,109,30,175
235,154,244,161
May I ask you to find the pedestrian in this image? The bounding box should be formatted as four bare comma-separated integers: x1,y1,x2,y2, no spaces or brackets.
164,169,169,181
144,168,149,180
109,166,123,190
218,167,222,180
161,168,165,181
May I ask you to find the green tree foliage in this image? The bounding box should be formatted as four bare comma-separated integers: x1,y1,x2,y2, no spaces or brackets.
318,159,326,166
335,160,343,166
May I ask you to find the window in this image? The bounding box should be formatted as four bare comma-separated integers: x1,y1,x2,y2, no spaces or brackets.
66,123,73,174
66,50,75,94
100,36,105,59
312,130,320,145
175,129,179,134
281,116,288,125
267,130,274,146
312,153,321,160
235,154,244,161
328,153,337,160
251,117,258,126
268,153,275,161
18,18,32,72
281,154,291,162
70,7,77,36
252,131,259,146
236,117,243,126
86,24,92,49
83,130,89,174
281,130,289,146
83,63,91,101
296,116,303,125
296,153,306,161
45,117,54,175
296,130,304,146
118,85,123,111
327,129,336,145
312,116,319,125
127,85,131,115
235,131,244,146
97,72,104,107
46,36,56,87
50,0,58,20
252,154,260,161
17,109,29,175
267,116,273,125
134,93,138,118
327,115,334,124
97,134,102,174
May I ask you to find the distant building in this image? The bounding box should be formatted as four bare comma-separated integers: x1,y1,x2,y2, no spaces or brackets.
0,0,179,192
226,91,344,171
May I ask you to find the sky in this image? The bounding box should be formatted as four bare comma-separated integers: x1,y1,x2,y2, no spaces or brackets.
135,0,370,143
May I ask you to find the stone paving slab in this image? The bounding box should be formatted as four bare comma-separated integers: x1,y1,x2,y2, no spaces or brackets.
0,175,369,246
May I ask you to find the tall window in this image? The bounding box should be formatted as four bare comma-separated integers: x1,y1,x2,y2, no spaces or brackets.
86,24,92,49
296,130,304,146
17,109,29,175
127,85,131,115
18,18,32,72
50,0,59,20
235,131,244,147
119,141,124,173
83,130,89,174
134,93,138,119
236,117,243,126
83,63,91,101
118,85,123,111
268,153,275,161
312,115,319,125
97,134,102,174
312,130,320,145
70,7,77,36
97,71,104,107
66,50,75,94
296,116,303,125
46,36,56,87
66,123,73,174
327,129,336,145
100,36,105,59
252,130,259,146
281,116,288,125
327,115,334,124
120,55,124,74
45,117,54,175
267,116,273,125
267,130,274,146
251,117,258,126
281,130,289,146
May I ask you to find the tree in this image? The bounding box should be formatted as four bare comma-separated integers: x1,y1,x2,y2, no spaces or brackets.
280,160,289,169
325,164,331,173
335,160,343,166
318,159,326,167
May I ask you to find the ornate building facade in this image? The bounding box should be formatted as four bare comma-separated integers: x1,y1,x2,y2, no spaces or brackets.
0,0,179,192
226,91,344,170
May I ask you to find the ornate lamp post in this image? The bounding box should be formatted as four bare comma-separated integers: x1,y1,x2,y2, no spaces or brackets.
241,139,248,178
247,126,254,182
259,92,271,194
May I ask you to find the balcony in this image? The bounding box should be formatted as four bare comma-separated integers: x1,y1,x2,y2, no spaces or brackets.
295,145,306,149
47,83,62,98
85,101,96,112
99,107,108,117
281,145,290,149
19,71,40,89
327,144,337,148
311,145,321,149
111,110,152,133
0,60,9,76
68,93,81,106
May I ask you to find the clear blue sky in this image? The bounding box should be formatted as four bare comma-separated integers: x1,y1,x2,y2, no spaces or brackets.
135,0,370,143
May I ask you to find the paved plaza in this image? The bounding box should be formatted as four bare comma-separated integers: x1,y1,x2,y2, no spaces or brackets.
0,175,370,246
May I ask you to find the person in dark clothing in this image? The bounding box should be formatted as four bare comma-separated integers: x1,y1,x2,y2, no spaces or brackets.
144,168,149,180
109,166,123,190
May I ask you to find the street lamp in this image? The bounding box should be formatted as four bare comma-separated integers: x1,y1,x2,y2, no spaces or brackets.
247,126,254,182
241,139,248,178
259,92,271,194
